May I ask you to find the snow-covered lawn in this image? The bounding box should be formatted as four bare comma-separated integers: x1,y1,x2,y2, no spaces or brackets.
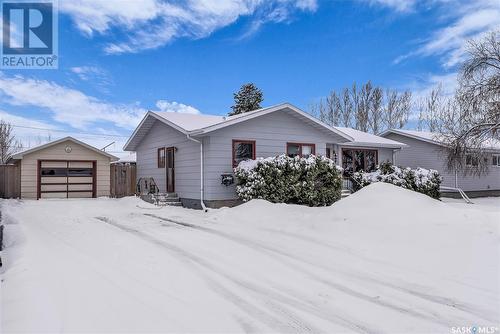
1,183,499,333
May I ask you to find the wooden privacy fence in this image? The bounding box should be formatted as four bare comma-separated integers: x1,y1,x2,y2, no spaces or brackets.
0,165,20,199
110,164,137,198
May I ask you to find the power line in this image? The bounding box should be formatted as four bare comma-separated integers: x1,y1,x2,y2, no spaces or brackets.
11,124,131,138
2,144,130,153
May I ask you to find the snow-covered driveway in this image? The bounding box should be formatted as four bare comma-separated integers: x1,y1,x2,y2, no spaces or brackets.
1,184,499,333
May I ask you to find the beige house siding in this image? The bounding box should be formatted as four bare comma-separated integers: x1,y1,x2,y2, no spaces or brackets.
20,140,112,199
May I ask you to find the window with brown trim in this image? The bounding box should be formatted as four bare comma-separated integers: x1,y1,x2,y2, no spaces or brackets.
232,140,256,167
341,148,378,175
287,143,315,158
493,154,500,167
465,154,479,167
158,147,166,168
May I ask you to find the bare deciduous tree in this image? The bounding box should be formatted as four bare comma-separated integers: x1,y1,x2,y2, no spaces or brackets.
310,81,412,134
423,85,444,132
0,120,22,164
438,31,500,175
326,91,341,126
370,87,384,134
383,89,412,130
356,81,373,132
340,88,353,127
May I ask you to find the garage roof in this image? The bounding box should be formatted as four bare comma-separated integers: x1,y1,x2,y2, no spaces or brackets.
10,136,119,161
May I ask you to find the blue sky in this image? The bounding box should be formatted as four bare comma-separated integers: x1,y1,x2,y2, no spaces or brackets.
0,0,498,157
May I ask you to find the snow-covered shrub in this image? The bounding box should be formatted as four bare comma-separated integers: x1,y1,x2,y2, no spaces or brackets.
351,162,442,199
234,155,342,206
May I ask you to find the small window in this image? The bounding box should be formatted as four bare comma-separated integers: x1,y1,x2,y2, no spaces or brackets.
493,155,500,167
41,168,67,176
287,143,315,158
465,154,479,167
68,168,93,176
232,140,255,167
326,148,331,159
158,148,165,168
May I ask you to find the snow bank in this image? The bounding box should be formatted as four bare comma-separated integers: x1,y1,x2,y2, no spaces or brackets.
1,187,499,333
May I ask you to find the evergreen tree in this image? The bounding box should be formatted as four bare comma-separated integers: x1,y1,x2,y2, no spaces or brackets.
230,83,263,116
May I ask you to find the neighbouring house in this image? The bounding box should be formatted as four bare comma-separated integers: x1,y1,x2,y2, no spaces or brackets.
125,103,405,209
7,137,118,199
381,129,500,197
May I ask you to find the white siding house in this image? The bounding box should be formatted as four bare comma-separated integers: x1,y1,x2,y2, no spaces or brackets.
125,103,406,208
382,129,500,196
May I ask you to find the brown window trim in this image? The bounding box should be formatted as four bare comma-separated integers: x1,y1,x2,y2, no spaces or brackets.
341,148,379,172
232,139,256,168
286,142,316,157
158,147,166,168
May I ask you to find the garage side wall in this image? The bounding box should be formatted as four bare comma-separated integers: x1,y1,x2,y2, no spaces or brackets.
20,141,111,199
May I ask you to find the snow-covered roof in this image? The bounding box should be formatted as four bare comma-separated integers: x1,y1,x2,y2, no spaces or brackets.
335,127,407,149
381,129,500,151
10,136,119,161
124,103,354,151
380,129,446,146
111,152,137,164
124,103,408,152
151,112,225,132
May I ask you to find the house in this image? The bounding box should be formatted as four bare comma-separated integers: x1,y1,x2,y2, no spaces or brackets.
8,137,118,199
124,103,406,209
381,129,500,197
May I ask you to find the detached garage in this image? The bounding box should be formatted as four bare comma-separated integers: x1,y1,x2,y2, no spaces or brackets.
8,137,118,199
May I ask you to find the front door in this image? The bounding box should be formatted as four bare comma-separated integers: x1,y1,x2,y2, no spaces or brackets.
165,147,175,193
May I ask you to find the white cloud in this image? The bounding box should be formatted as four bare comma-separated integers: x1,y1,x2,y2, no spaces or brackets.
60,0,318,54
0,73,146,130
394,0,500,68
71,66,107,81
411,72,459,100
0,110,58,131
404,72,459,121
0,109,60,148
156,100,200,114
0,109,135,157
366,0,417,12
70,66,114,91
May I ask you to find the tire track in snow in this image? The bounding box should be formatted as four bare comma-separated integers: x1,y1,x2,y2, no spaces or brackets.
260,227,499,322
95,217,326,334
143,213,490,325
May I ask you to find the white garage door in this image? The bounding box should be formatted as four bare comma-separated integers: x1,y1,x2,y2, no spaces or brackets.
38,160,96,199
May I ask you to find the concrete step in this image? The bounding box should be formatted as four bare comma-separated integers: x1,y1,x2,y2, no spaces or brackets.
153,193,182,207
157,197,180,202
341,189,351,198
158,201,183,207
155,192,177,198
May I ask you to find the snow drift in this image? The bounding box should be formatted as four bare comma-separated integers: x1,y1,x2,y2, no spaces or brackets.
1,184,499,333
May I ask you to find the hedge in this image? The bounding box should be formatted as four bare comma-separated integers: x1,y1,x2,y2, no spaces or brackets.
234,154,343,206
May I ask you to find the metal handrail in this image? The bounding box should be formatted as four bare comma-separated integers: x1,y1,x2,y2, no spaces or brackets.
136,177,159,195
342,175,363,192
440,186,473,204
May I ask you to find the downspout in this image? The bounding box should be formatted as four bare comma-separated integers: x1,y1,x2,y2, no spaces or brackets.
186,134,208,212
